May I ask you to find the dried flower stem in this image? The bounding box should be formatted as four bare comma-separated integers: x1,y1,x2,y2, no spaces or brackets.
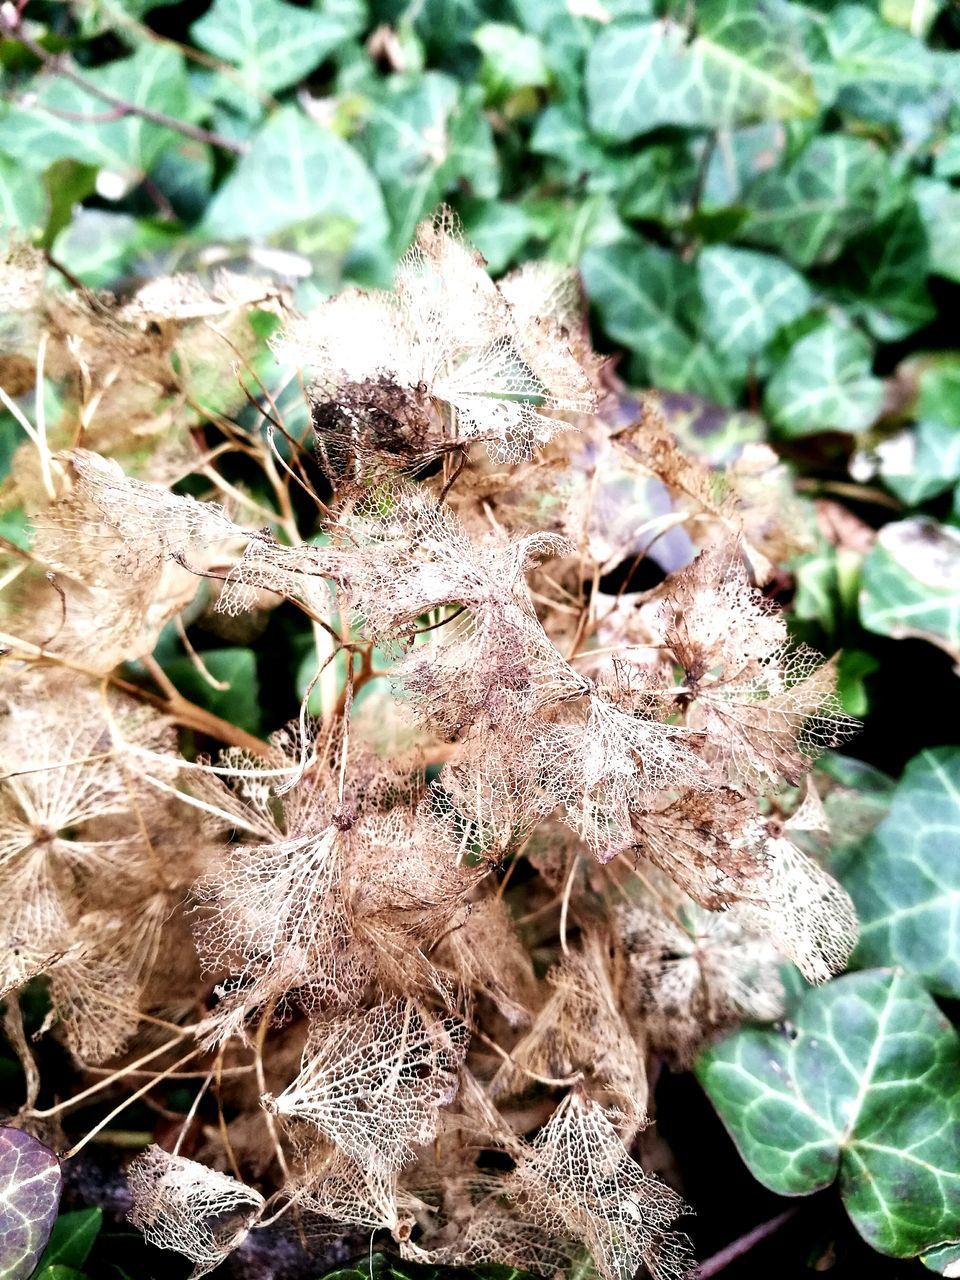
28,1029,194,1119
62,1047,202,1159
1,17,248,154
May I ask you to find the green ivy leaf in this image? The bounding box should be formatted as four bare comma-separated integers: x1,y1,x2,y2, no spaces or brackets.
358,74,498,252
0,1129,62,1280
586,0,817,140
860,518,960,660
71,0,181,33
816,753,896,856
616,141,701,225
697,245,813,369
410,0,500,63
49,209,174,289
923,1240,960,1276
460,199,534,274
741,135,895,268
830,202,935,343
201,107,389,267
581,237,736,403
163,648,262,736
843,749,960,997
35,1208,101,1271
473,23,551,106
0,155,46,232
915,179,960,285
701,121,789,210
934,135,960,181
916,357,960,427
764,320,885,435
697,969,960,1258
191,0,351,101
879,420,960,506
0,46,188,182
827,5,939,125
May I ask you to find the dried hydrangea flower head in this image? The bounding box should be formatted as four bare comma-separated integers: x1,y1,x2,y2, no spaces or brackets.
0,211,863,1280
263,998,467,1171
277,207,599,481
651,541,856,789
508,1086,694,1280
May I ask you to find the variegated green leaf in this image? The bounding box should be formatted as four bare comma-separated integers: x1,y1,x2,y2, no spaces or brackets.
879,420,960,506
586,0,817,141
844,749,960,998
764,321,885,435
0,1129,62,1280
358,74,498,252
201,107,389,266
697,970,960,1258
698,245,813,367
827,4,940,125
860,519,960,660
915,179,960,285
581,237,736,403
741,135,896,268
0,157,46,233
830,202,935,342
0,46,188,182
191,0,354,100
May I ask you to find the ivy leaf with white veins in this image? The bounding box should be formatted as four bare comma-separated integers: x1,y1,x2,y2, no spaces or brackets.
696,970,960,1259
581,237,737,404
586,0,817,140
843,749,960,997
191,0,353,101
0,46,188,184
0,1128,63,1280
741,135,896,269
764,320,885,436
860,519,960,662
201,107,389,265
356,74,499,254
698,245,813,371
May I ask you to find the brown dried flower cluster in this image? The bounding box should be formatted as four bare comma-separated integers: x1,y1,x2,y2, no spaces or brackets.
0,213,858,1280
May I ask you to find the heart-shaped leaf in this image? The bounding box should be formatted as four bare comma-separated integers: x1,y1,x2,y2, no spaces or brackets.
586,0,816,139
860,519,960,661
764,320,885,435
581,237,736,403
191,0,354,100
843,749,960,997
0,1128,62,1280
697,245,813,369
741,135,895,268
0,46,188,182
697,969,960,1258
201,107,389,266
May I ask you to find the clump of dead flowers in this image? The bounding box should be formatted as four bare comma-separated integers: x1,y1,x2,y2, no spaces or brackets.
0,212,857,1280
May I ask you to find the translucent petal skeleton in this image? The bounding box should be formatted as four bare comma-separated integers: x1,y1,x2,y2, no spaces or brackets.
492,931,648,1126
653,544,857,788
278,209,598,479
615,897,784,1066
508,1088,694,1280
127,1147,265,1277
265,998,467,1171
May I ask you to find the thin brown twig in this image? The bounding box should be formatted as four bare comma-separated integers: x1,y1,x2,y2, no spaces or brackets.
0,629,277,758
2,18,248,155
699,1207,798,1278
